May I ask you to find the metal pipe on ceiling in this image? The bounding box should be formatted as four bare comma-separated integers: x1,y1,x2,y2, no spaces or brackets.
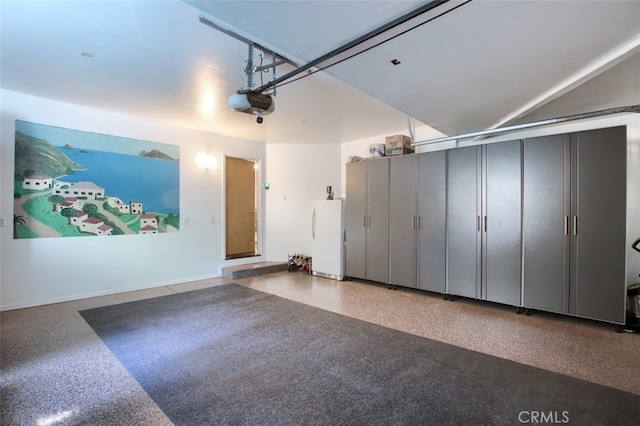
410,104,640,147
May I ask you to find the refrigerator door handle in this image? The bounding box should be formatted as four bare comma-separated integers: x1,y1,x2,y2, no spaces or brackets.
312,208,316,241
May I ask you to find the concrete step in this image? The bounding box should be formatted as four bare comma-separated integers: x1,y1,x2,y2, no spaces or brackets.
222,262,288,279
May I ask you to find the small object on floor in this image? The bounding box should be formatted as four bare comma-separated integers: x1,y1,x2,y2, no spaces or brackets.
624,282,640,333
288,253,312,273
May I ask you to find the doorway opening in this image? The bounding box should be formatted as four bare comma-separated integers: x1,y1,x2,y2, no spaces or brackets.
225,156,259,259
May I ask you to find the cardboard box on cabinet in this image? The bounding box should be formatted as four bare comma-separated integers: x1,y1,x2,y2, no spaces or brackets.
385,135,414,156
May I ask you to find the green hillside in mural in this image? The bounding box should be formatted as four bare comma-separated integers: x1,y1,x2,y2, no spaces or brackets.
140,149,178,161
14,131,85,179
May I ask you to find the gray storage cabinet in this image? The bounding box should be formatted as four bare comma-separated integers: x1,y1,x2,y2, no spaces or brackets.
523,126,627,324
389,154,418,288
417,151,447,293
388,152,446,292
345,158,390,284
522,134,570,314
447,140,522,306
447,146,481,299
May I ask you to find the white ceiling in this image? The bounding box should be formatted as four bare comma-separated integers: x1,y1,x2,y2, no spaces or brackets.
2,1,639,144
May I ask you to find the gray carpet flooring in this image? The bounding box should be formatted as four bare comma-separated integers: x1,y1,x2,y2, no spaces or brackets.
79,283,640,425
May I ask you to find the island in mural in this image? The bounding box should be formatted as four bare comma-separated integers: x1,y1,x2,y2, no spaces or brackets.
13,120,180,239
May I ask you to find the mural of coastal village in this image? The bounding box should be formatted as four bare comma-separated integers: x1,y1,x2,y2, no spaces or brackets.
13,120,180,239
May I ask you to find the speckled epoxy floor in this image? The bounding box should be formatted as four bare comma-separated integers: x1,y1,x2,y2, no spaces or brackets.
2,272,639,425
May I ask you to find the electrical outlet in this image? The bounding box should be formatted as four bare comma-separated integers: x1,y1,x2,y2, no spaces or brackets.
0,217,5,227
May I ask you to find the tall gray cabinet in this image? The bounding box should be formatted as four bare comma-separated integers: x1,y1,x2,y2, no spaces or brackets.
522,126,627,324
388,151,447,292
389,154,418,288
345,158,389,284
417,151,447,293
344,125,629,326
447,140,522,306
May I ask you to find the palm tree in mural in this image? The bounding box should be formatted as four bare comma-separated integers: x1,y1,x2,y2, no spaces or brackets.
13,214,25,239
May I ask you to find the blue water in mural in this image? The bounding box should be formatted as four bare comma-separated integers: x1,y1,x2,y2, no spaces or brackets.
56,147,179,215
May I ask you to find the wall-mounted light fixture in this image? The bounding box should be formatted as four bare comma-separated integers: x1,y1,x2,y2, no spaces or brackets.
196,153,217,169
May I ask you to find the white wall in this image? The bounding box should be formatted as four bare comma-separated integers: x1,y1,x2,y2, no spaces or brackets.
264,143,342,261
0,89,266,309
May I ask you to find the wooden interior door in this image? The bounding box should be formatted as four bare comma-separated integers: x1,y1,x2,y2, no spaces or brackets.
225,156,257,259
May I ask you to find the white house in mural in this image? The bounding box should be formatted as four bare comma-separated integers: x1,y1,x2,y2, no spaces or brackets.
69,209,89,226
22,173,53,190
52,181,105,199
95,223,113,236
56,197,84,213
139,214,158,234
79,216,112,235
130,201,143,215
107,197,131,214
58,200,114,235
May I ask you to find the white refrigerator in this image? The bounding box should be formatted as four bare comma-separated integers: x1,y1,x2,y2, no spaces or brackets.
311,199,345,280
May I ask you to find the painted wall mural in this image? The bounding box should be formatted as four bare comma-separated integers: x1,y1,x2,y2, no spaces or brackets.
13,120,180,239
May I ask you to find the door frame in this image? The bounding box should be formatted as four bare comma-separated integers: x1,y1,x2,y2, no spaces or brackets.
222,153,264,263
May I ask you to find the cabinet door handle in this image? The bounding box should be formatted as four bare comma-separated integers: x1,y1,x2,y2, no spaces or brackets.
484,215,487,232
564,216,569,235
477,215,481,232
417,216,421,230
573,216,578,235
412,216,416,230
